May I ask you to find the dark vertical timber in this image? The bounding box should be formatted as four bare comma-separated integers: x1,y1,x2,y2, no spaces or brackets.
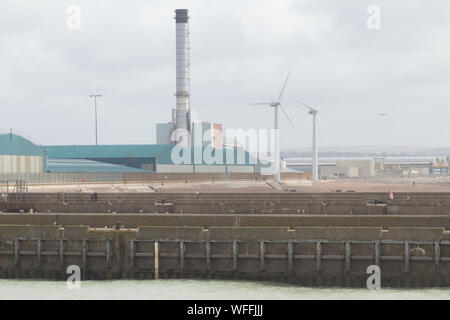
36,239,42,265
375,240,381,266
404,241,410,273
259,240,265,272
106,239,111,269
82,239,87,278
14,238,20,273
206,241,211,274
434,240,440,269
129,240,135,279
345,241,351,272
179,241,185,276
59,240,64,268
316,240,322,272
36,239,42,278
232,240,238,274
287,240,294,275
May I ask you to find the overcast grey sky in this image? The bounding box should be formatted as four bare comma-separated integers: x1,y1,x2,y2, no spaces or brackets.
0,0,449,149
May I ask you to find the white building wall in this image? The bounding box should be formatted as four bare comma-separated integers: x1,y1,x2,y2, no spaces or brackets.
30,156,36,173
38,157,43,173
194,165,226,173
25,156,31,172
3,155,11,173
226,165,255,173
19,156,26,173
156,164,194,173
335,159,375,178
321,166,359,178
10,156,17,173
0,155,43,174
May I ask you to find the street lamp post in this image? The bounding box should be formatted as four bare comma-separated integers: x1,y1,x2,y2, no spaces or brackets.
89,94,102,145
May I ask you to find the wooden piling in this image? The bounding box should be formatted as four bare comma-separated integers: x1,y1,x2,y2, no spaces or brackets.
345,241,351,272
154,241,159,280
259,240,265,272
316,240,322,272
288,240,294,274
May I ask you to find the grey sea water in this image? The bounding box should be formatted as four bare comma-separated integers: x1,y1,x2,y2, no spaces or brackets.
0,279,449,300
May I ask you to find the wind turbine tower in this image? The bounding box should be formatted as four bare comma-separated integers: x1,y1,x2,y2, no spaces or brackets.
298,99,326,182
251,74,295,183
310,108,319,181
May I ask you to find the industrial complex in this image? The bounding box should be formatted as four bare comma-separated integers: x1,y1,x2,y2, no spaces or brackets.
2,8,450,292
0,128,445,181
0,8,447,181
0,9,256,179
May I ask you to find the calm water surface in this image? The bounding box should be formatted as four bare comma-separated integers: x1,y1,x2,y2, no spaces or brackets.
0,279,449,300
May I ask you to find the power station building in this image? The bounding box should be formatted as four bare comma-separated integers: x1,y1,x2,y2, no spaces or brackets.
0,9,254,177
157,120,223,149
44,144,255,173
157,9,226,150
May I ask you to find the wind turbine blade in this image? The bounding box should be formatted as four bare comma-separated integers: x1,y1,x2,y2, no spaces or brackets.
250,102,273,105
280,105,296,131
318,98,328,109
278,73,290,101
297,100,318,112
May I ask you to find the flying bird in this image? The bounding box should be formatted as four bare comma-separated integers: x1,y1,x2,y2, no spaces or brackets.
377,113,388,117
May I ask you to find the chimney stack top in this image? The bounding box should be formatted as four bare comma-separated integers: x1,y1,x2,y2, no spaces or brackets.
175,9,189,23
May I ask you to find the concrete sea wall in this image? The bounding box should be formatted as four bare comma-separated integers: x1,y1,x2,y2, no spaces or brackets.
1,221,450,287
2,191,450,287
3,192,450,215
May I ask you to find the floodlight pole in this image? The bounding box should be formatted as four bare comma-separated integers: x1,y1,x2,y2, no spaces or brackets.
89,94,102,145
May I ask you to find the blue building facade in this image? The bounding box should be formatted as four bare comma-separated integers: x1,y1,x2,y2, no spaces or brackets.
43,144,256,173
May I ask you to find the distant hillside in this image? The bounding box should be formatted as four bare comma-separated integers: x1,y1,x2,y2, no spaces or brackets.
281,146,450,158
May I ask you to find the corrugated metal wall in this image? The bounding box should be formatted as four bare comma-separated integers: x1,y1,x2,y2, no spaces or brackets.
0,172,266,184
0,155,43,174
0,172,123,184
0,171,309,184
156,164,255,173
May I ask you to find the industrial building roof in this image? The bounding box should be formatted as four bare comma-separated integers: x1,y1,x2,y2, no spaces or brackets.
44,144,172,159
0,133,44,156
44,144,255,166
47,158,151,172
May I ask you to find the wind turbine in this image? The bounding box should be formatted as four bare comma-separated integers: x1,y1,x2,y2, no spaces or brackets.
251,74,295,183
297,98,327,182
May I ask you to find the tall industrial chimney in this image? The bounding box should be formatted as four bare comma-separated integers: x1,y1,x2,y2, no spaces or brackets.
173,9,191,146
